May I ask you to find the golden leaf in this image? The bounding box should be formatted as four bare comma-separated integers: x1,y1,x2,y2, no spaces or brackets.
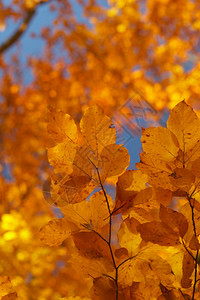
39,218,78,246
141,127,179,161
167,101,200,158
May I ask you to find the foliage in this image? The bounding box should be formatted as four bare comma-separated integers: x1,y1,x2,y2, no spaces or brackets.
1,0,200,299
37,101,200,299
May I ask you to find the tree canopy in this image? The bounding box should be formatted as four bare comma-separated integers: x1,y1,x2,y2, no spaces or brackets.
1,0,200,299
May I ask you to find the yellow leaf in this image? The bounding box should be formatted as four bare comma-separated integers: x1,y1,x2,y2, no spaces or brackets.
61,200,91,228
80,105,116,159
141,127,179,161
0,277,17,298
118,259,145,288
167,101,200,157
100,144,130,178
39,218,78,246
52,175,95,205
48,142,76,174
136,152,178,191
89,191,113,230
117,218,142,255
47,106,77,144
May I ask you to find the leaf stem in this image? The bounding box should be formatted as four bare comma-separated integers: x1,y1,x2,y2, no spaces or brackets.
89,160,118,299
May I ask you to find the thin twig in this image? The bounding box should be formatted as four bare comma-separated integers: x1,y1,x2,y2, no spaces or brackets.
0,1,48,54
89,158,118,299
181,238,195,261
186,191,199,300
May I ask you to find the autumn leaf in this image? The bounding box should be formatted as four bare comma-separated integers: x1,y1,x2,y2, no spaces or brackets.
167,101,200,162
189,235,200,251
141,127,179,161
153,187,172,207
89,191,113,230
90,277,116,300
100,144,130,179
136,152,178,191
114,170,148,214
47,106,78,145
137,221,180,246
130,282,151,300
39,218,78,246
169,168,195,191
117,218,142,255
0,276,17,299
51,174,95,205
80,105,116,160
159,204,188,238
48,142,77,174
181,251,195,288
73,231,111,259
118,259,145,288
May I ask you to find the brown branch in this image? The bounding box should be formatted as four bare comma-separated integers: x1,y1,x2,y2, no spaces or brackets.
88,158,119,299
0,1,48,55
186,191,199,300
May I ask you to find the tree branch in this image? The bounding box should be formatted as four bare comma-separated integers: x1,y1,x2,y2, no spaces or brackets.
0,1,47,55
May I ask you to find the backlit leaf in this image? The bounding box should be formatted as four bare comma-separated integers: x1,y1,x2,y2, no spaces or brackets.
39,218,78,246
167,101,200,156
80,105,116,159
141,127,179,161
47,106,78,144
100,144,130,178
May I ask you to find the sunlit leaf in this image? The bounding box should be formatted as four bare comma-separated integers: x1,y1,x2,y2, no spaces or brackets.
141,127,179,161
167,101,200,158
39,218,78,246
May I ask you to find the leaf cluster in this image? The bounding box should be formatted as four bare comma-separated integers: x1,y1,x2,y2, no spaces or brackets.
38,101,200,299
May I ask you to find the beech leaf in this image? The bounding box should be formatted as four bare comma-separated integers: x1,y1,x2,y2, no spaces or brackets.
137,221,180,246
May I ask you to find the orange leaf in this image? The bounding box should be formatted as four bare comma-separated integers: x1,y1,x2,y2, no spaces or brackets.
141,127,179,161
169,168,195,191
39,218,78,246
167,101,200,157
73,231,111,259
181,251,195,288
189,235,200,250
47,106,78,145
137,221,180,246
80,105,116,159
0,277,17,299
100,144,130,179
159,204,188,238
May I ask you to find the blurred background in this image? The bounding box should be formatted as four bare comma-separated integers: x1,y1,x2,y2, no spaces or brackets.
0,0,200,299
